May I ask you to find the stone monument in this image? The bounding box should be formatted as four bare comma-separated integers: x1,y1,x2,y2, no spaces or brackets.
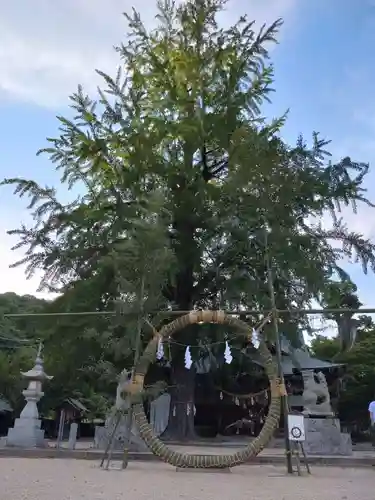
302,370,334,417
6,343,53,448
301,370,352,456
94,369,147,451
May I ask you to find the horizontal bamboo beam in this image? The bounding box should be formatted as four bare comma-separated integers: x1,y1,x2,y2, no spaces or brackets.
2,307,375,318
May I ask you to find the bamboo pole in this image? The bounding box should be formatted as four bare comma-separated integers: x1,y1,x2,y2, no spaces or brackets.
121,274,145,470
3,307,375,318
264,228,293,475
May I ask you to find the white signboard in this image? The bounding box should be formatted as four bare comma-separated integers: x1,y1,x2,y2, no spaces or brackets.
288,414,305,442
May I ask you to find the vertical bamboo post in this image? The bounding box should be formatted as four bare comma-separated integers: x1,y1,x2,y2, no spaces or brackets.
264,227,293,474
121,274,145,469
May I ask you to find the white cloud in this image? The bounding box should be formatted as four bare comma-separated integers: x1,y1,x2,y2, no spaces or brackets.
0,0,296,108
0,231,50,299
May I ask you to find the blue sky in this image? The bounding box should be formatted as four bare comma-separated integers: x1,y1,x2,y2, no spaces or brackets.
0,0,375,317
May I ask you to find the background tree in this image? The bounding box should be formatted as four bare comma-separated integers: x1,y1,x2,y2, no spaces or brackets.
0,292,46,348
39,206,174,417
321,281,363,352
311,316,375,431
0,293,47,411
2,0,375,439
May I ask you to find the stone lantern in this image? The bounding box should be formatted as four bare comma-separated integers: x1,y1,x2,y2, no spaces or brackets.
6,343,53,448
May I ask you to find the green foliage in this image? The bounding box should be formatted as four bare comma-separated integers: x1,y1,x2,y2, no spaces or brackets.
0,292,47,347
320,281,363,352
0,347,36,412
310,335,341,362
1,0,375,426
0,293,47,411
3,2,374,318
311,317,375,428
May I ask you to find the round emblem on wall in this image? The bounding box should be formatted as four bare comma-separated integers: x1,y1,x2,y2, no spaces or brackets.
291,426,302,439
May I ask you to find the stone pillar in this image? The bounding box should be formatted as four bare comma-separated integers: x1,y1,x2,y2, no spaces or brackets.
68,423,78,450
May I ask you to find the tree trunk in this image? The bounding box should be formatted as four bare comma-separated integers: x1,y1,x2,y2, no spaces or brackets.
162,357,196,441
162,208,199,441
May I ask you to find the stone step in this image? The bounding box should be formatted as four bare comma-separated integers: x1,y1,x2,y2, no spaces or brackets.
0,446,373,468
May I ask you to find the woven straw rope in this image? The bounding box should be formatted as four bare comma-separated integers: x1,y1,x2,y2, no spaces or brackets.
128,310,281,468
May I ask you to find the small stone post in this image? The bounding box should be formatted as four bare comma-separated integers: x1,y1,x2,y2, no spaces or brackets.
68,423,78,450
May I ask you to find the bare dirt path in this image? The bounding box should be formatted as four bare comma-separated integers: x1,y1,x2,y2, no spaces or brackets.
2,458,374,500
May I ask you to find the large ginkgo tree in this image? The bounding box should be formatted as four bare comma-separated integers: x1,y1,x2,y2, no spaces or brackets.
3,0,375,439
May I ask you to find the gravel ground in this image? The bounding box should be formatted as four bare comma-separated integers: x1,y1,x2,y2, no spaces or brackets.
1,459,374,500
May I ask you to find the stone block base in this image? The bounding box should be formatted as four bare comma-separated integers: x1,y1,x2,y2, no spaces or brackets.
304,417,352,456
6,418,46,448
94,416,147,452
